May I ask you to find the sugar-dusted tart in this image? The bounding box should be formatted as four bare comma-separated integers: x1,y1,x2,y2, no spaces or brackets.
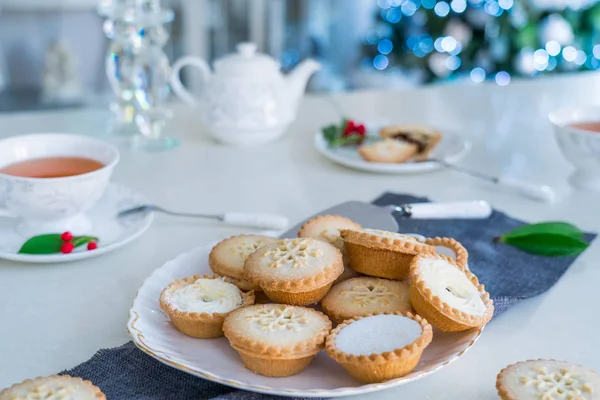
159,274,254,338
209,235,278,291
409,253,493,332
340,228,434,280
379,124,442,161
298,214,363,284
321,277,412,324
425,237,469,269
0,375,105,399
244,238,343,305
326,312,432,383
223,304,332,377
497,359,600,400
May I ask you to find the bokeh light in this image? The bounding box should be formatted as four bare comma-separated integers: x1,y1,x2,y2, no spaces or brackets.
434,2,450,16
470,67,486,82
495,71,511,86
545,41,561,57
445,55,461,70
451,0,467,13
378,39,394,55
562,46,577,62
373,54,390,70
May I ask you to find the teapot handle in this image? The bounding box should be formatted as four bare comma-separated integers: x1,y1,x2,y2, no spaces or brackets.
170,56,211,106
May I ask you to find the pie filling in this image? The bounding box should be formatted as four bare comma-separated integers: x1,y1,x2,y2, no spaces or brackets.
389,132,430,153
418,258,486,316
168,278,243,314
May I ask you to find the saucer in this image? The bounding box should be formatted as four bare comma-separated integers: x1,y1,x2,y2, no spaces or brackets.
0,183,153,263
314,128,470,174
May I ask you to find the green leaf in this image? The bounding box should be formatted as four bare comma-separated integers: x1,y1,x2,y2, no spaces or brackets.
500,232,589,256
71,236,98,249
18,234,63,254
500,222,584,241
322,124,339,144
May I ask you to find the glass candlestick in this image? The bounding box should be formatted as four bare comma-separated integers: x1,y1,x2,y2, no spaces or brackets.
99,0,179,151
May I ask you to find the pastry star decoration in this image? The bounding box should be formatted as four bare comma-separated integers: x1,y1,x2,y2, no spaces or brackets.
232,239,267,257
519,366,593,400
342,283,399,306
264,239,321,268
246,306,308,331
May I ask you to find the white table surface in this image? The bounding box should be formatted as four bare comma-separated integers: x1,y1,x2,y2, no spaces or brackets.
1,72,600,399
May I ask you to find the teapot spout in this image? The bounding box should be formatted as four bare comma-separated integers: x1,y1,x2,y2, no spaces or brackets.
286,59,321,107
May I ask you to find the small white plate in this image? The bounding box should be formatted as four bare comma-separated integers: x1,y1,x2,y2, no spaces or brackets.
0,183,152,263
314,129,471,174
128,242,484,398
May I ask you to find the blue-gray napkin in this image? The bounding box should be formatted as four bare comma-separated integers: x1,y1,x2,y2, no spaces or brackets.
62,193,594,399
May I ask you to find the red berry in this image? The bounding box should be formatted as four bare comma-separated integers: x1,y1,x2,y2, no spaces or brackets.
87,241,98,251
356,124,366,134
61,231,73,241
61,242,75,254
347,120,356,129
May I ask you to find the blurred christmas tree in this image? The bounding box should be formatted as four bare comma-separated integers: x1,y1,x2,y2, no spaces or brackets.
362,0,600,85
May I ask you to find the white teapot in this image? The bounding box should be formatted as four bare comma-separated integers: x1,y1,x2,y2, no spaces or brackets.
170,42,320,145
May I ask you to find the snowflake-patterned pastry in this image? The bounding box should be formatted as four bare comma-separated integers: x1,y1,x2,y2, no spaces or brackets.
222,304,332,377
244,238,343,305
0,375,105,400
245,305,309,331
497,360,600,400
297,214,362,250
321,277,413,323
209,235,277,284
263,239,322,268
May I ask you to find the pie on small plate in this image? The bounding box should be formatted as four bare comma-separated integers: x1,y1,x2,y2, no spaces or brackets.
314,124,470,174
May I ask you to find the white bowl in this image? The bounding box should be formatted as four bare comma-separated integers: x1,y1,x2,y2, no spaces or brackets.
0,133,119,236
549,106,600,191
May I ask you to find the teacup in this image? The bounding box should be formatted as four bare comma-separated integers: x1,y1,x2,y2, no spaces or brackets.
549,106,600,192
0,133,119,237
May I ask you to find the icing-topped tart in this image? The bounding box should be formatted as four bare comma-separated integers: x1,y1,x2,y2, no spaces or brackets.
0,375,105,400
244,238,343,305
321,277,412,324
159,274,255,338
496,359,600,400
297,214,363,284
209,235,278,291
340,228,434,280
425,237,469,269
326,312,432,383
409,253,493,332
223,304,332,377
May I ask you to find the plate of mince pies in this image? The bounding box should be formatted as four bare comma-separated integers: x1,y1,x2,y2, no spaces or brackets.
128,212,493,398
314,123,471,174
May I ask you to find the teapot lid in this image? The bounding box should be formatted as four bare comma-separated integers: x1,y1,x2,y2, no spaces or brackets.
214,42,281,76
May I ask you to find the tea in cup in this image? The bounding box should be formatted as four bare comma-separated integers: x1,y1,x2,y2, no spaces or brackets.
0,133,119,237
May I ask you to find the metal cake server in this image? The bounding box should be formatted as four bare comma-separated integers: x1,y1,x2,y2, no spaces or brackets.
118,205,290,230
281,200,491,238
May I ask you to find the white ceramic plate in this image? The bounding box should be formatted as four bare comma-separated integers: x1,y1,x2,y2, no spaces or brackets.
0,183,153,263
127,243,483,398
314,129,471,174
